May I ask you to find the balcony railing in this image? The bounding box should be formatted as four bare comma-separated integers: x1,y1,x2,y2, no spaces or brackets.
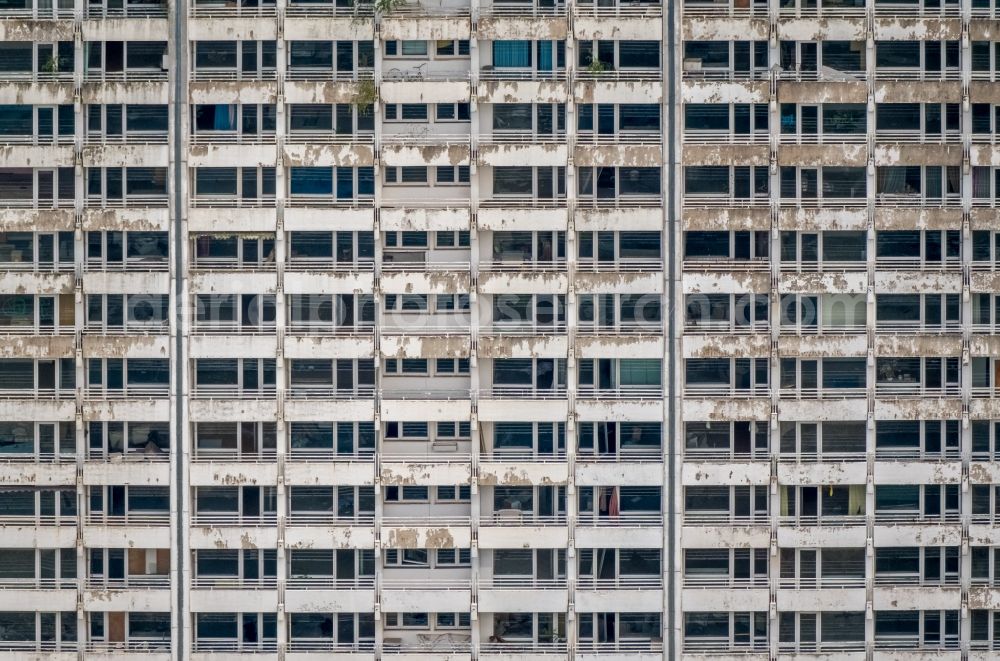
873,573,959,587
873,635,959,651
873,511,960,525
287,385,376,399
479,68,566,81
683,257,770,272
191,512,278,526
189,2,277,17
0,324,75,336
0,71,74,83
85,640,171,653
875,257,962,271
874,382,961,398
682,574,768,589
779,386,868,400
85,257,169,272
189,256,276,271
479,576,567,589
192,640,278,653
85,384,170,399
286,449,374,462
0,7,75,18
681,0,767,16
191,322,277,335
778,514,867,527
683,512,769,526
85,512,169,526
189,69,278,82
287,641,375,653
192,448,278,463
683,447,770,462
576,575,663,589
684,384,770,398
480,386,567,399
682,637,768,654
189,195,275,209
191,384,278,399
85,131,169,145
684,320,770,336
85,4,169,17
84,69,169,83
778,641,866,654
577,512,663,526
480,641,568,654
85,194,169,209
0,133,76,146
285,576,374,589
576,385,663,400
85,575,170,589
189,131,276,145
778,575,865,589
190,576,278,589
0,387,75,400
479,2,566,16
684,130,769,145
284,1,373,17
286,513,374,526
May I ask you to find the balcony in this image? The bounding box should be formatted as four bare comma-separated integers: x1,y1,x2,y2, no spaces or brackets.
189,194,275,209
85,384,169,399
874,382,961,399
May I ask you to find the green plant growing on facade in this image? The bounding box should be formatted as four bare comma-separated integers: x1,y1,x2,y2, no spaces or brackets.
353,78,378,113
375,0,407,14
41,55,59,73
586,58,608,75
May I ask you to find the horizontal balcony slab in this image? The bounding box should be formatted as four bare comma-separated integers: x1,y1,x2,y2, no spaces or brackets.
188,525,278,550
382,143,470,167
284,587,375,612
684,143,767,167
778,399,868,420
681,397,771,421
478,461,569,486
83,525,170,549
190,398,279,422
873,460,961,485
682,272,769,295
381,80,471,105
683,334,769,359
575,15,661,39
478,334,568,359
777,525,867,548
0,462,75,487
478,587,568,613
80,81,169,105
476,207,567,231
190,271,276,295
873,586,961,611
189,588,278,612
0,588,75,612
0,271,73,295
188,143,277,168
478,525,568,548
577,461,664,486
284,80,362,105
83,587,171,612
0,144,74,168
81,334,170,359
187,16,277,40
83,461,169,486
575,588,664,613
683,462,770,487
680,525,771,548
380,271,470,294
574,399,664,422
188,206,277,232
576,335,664,359
285,335,375,359
681,588,768,613
82,143,167,168
381,525,471,549
575,270,663,294
380,461,471,486
577,205,662,231
284,270,375,293
576,525,663,548
777,461,868,486
682,80,768,104
286,524,375,550
683,205,770,232
874,80,962,104
285,398,375,421
776,588,866,612
479,143,567,167
477,398,568,421
380,206,471,231
780,271,867,294
190,462,278,487
477,16,567,40
0,335,74,360
284,16,370,40
189,334,278,359
379,398,472,421
873,524,961,547
380,588,471,612
285,461,374,486
877,398,963,420
477,80,566,104
576,80,663,104
189,80,277,105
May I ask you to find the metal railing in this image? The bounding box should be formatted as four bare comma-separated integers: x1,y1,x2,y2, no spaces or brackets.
85,512,169,525
190,512,278,526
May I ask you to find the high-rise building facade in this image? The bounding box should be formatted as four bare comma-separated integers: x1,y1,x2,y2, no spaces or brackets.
0,0,997,658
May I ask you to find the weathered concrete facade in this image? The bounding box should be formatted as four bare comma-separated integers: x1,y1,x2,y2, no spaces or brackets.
5,0,997,658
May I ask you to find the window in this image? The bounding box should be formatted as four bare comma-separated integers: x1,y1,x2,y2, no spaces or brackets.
436,40,470,57
384,486,429,502
436,485,471,502
384,166,428,184
436,166,470,184
435,358,470,374
384,358,429,374
436,103,470,121
384,104,429,121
